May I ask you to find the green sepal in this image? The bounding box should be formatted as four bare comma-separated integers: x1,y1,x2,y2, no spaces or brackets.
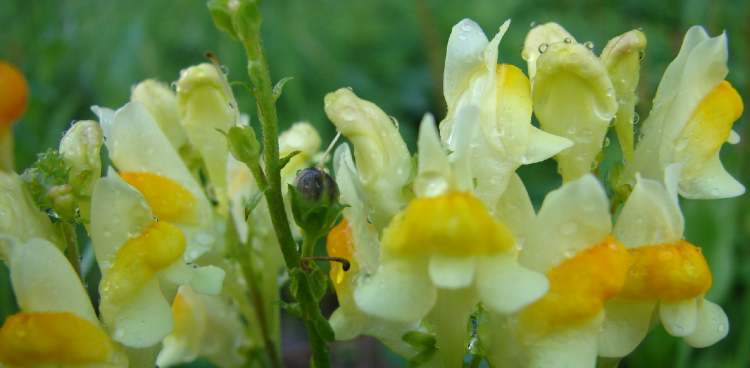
225,125,261,165
272,76,294,102
289,183,345,242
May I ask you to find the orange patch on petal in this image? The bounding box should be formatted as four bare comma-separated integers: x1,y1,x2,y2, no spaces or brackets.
120,172,198,224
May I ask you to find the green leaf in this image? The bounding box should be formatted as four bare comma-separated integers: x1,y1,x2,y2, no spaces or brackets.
307,265,328,302
243,189,267,220
272,76,294,102
279,150,300,170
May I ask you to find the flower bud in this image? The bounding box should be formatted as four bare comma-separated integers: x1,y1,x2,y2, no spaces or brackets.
294,167,339,205
290,167,343,239
0,61,28,127
59,120,103,197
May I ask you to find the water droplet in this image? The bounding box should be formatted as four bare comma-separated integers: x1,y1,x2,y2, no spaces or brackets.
584,41,594,50
529,21,537,28
460,22,474,32
220,64,230,75
538,43,549,54
564,37,573,44
563,249,575,259
638,50,646,62
170,81,178,91
674,140,688,152
633,112,640,125
603,137,611,147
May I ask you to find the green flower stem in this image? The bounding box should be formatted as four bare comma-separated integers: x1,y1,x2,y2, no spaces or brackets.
58,222,81,280
301,232,317,258
237,12,331,367
0,128,13,172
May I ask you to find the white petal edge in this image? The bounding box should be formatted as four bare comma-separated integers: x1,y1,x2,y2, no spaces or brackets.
428,255,476,289
476,254,548,314
660,298,699,337
679,152,745,199
684,298,729,348
598,299,656,357
112,280,173,348
444,19,490,107
354,260,436,324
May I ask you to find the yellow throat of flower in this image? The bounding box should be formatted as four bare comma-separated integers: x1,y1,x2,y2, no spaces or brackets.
100,221,186,323
521,236,630,335
0,311,113,365
619,240,712,301
120,171,198,224
382,192,515,257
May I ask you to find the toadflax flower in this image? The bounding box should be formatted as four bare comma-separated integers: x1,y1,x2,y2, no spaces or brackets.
482,175,630,368
439,19,571,207
523,23,618,182
622,26,744,199
598,165,728,357
327,90,549,366
156,286,248,368
90,169,225,349
0,237,127,367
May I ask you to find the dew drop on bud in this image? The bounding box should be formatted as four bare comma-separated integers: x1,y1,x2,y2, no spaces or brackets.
564,37,572,44
584,41,594,50
538,43,549,54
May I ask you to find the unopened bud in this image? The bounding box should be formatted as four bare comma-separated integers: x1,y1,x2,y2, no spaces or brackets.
294,167,339,205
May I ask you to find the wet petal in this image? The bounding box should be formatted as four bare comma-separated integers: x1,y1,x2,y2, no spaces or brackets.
598,299,655,357
684,298,729,348
428,255,476,289
354,260,436,323
660,298,698,337
477,254,548,314
614,174,683,247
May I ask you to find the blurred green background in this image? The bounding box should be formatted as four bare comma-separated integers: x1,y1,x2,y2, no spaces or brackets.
1,0,749,367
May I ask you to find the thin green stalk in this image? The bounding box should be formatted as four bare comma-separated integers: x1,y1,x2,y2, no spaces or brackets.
58,222,81,280
239,17,332,367
301,233,317,258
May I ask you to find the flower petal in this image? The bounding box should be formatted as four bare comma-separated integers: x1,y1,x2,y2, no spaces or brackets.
90,171,154,272
614,174,683,247
598,299,655,357
7,238,99,324
522,22,575,80
600,29,647,162
684,298,729,348
111,280,173,348
521,175,611,272
660,298,698,337
444,19,489,108
494,173,535,243
532,42,617,181
414,113,453,198
354,260,436,323
324,88,412,228
477,255,548,314
527,315,601,368
428,255,476,289
678,151,745,199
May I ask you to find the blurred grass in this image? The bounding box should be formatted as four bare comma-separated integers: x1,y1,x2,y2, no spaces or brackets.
1,0,749,367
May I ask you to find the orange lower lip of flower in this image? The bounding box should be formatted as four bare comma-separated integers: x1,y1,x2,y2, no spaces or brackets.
0,312,112,365
326,219,356,294
619,240,712,301
521,236,630,334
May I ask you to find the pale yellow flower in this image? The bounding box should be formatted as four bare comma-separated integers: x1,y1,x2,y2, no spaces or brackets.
523,23,618,181
599,165,728,357
0,237,127,368
484,175,630,368
156,286,248,368
440,19,571,207
623,27,744,199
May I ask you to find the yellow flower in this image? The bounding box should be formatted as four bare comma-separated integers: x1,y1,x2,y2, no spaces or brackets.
324,88,412,229
439,19,571,207
523,23,618,182
484,175,630,368
90,171,224,349
0,237,127,368
176,63,239,212
156,286,248,368
598,166,728,357
131,79,189,151
623,26,744,199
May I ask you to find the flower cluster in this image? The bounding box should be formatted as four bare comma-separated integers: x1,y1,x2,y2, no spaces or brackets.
0,8,743,368
324,19,743,367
